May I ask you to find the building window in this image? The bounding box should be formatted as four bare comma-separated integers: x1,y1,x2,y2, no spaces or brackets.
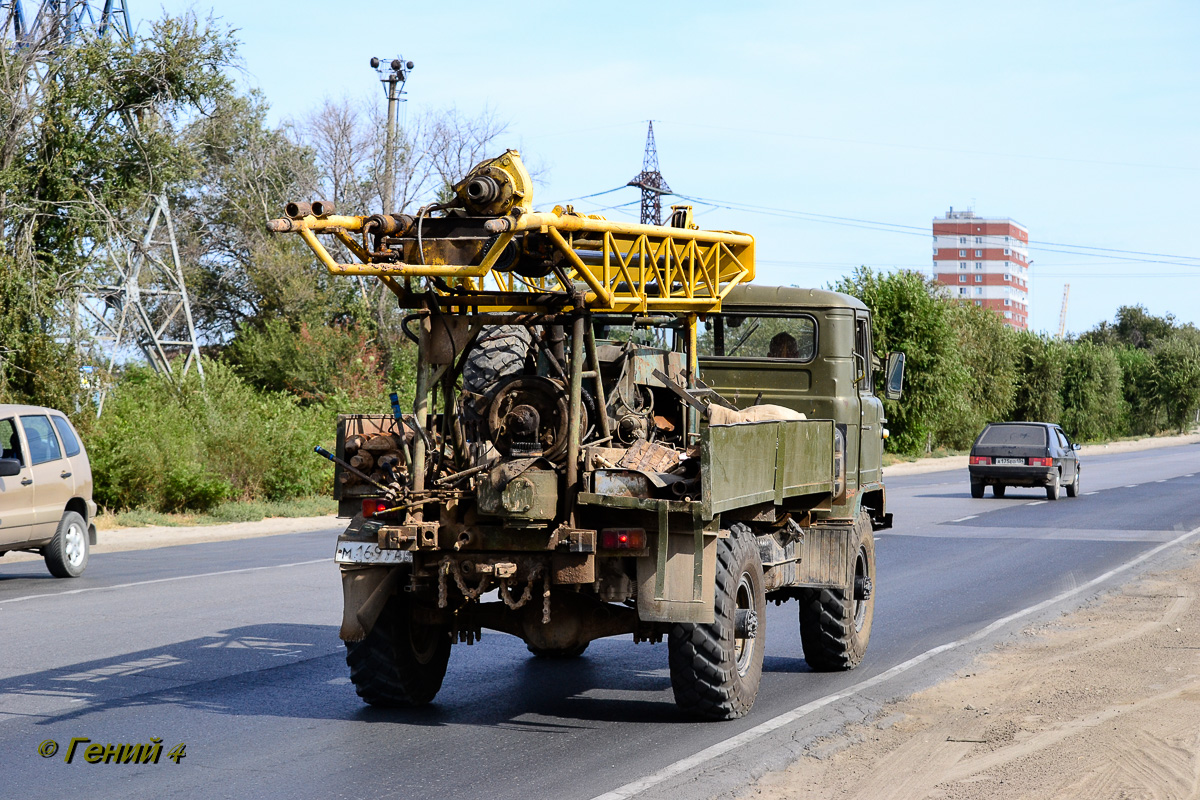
975,287,983,295
1005,311,1012,319
1004,298,1012,306
1004,236,1010,243
960,262,967,269
959,288,967,296
959,275,966,282
974,250,982,257
959,237,966,244
933,248,938,255
959,249,966,257
975,300,982,306
1005,261,1010,267
975,262,982,269
1004,273,1011,281
975,275,982,283
1004,248,1011,255
975,236,982,244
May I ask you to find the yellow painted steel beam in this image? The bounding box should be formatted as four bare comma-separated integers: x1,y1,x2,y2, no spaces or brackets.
269,162,755,315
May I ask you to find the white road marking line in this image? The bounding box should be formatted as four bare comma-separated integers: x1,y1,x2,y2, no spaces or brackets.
1157,480,1168,483
1083,491,1099,496
951,515,978,523
1125,484,1138,488
0,559,329,605
591,523,1200,800
1187,474,1195,478
1028,501,1046,506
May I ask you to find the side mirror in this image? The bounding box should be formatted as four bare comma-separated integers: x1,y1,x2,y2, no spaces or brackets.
0,457,21,477
883,351,906,400
1073,442,1081,451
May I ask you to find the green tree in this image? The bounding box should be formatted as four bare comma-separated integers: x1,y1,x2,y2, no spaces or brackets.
834,267,966,455
1060,340,1125,441
1010,332,1066,424
0,12,237,409
936,300,1018,449
1148,336,1200,433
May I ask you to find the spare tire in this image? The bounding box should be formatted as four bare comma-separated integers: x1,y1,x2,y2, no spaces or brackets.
462,325,532,419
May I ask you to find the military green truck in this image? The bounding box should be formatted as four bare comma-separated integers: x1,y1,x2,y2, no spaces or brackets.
270,151,904,720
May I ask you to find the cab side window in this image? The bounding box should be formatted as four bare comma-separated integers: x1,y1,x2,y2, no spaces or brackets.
855,317,873,391
1,418,23,465
20,415,62,465
51,416,81,457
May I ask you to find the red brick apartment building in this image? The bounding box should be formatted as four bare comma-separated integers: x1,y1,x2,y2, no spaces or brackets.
932,208,1030,330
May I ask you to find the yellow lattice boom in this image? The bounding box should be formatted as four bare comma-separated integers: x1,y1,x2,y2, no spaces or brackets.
267,151,755,315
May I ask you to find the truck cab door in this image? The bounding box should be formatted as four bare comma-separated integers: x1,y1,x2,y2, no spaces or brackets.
0,416,37,546
856,315,884,487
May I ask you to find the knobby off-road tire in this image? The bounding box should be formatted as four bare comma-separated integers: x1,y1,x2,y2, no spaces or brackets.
527,643,589,659
44,510,88,578
970,480,984,499
462,325,532,407
798,510,875,671
1046,472,1061,501
345,592,451,708
993,484,1006,498
1066,469,1080,498
668,524,766,720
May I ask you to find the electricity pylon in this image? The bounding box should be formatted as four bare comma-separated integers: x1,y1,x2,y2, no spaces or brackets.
3,0,204,414
627,121,672,225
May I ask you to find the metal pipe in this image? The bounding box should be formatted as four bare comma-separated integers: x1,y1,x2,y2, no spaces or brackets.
566,314,586,492
284,201,311,219
411,319,431,518
584,319,612,441
687,316,699,438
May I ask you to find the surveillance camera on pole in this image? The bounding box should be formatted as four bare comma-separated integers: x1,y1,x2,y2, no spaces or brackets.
369,54,414,214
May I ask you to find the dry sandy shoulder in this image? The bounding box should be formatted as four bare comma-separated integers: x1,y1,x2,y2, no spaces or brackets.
740,540,1200,800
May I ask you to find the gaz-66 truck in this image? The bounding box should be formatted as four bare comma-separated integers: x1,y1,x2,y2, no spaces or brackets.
269,151,905,720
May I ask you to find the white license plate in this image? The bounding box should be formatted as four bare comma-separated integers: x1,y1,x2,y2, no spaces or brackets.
334,541,413,565
995,457,1025,465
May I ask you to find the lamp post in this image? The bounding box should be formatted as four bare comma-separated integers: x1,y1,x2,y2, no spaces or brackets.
369,56,414,214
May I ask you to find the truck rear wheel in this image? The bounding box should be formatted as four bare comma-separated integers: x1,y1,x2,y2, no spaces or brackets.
345,594,451,708
798,510,875,671
668,524,765,720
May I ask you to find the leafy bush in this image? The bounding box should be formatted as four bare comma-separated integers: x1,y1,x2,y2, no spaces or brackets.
224,317,389,408
88,360,335,512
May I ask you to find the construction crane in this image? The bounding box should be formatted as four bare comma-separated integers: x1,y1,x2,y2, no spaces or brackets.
2,0,204,413
627,121,672,225
1057,283,1070,339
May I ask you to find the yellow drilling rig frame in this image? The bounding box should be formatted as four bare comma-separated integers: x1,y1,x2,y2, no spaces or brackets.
267,150,755,316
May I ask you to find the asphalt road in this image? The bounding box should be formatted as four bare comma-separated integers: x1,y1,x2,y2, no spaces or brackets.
2,443,1199,800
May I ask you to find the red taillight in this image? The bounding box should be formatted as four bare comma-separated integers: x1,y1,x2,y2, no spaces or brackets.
600,528,646,550
1028,457,1053,466
362,498,390,518
969,456,991,465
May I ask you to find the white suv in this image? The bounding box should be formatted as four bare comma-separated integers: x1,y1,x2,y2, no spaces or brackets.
0,405,97,577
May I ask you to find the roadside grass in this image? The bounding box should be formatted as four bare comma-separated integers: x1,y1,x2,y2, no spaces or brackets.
96,496,336,530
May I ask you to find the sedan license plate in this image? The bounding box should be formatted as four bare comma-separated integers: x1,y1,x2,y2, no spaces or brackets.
334,541,412,565
994,457,1025,465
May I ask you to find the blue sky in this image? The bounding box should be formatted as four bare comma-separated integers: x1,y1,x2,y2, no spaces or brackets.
146,0,1198,334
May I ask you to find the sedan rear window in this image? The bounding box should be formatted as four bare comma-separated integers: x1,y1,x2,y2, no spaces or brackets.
979,424,1047,446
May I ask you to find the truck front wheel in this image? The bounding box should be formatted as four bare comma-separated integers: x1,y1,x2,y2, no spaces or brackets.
798,510,875,671
345,594,451,707
667,524,766,720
